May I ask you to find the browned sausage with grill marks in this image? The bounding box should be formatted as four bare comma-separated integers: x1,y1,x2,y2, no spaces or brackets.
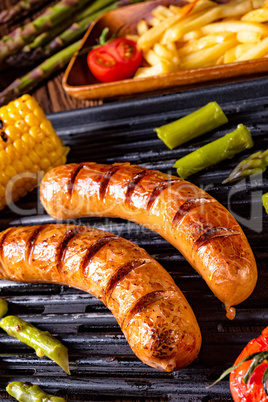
0,224,201,372
40,162,258,319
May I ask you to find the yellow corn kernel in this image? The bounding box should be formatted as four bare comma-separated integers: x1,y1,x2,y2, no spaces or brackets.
29,126,45,143
0,94,69,210
15,120,30,134
22,133,36,149
25,112,40,127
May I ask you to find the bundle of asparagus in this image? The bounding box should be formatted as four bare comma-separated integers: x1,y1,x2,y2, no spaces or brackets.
0,0,135,105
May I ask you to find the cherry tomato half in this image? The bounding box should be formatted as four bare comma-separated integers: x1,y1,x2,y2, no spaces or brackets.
87,37,142,83
230,327,268,402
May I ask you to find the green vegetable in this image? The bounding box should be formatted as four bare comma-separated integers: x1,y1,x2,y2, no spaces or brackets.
5,0,117,69
0,316,70,374
0,0,90,65
222,149,268,184
0,40,81,107
262,192,268,214
6,381,66,402
0,298,8,318
0,0,48,25
155,101,228,149
174,124,254,179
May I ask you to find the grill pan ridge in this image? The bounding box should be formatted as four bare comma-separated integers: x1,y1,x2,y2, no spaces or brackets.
0,77,268,401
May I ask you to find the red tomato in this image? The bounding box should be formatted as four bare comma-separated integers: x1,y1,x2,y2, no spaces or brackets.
230,327,268,402
87,38,142,83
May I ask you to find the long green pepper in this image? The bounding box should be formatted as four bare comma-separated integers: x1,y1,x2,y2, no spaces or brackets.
262,193,268,214
6,381,66,402
174,124,254,179
155,101,228,149
0,298,8,318
0,316,70,374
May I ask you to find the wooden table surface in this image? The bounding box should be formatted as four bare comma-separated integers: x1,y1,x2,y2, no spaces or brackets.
0,0,104,114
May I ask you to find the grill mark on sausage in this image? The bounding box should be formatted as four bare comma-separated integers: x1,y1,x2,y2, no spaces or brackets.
56,227,85,275
147,180,180,211
0,227,16,264
26,225,47,266
82,235,118,279
193,227,241,253
105,259,147,306
125,170,147,208
122,290,170,331
172,197,215,228
68,163,85,198
99,165,121,202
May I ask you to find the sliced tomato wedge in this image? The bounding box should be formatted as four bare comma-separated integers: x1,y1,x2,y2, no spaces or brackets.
87,37,142,83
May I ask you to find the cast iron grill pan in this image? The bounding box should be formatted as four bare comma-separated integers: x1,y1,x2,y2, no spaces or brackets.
0,77,268,401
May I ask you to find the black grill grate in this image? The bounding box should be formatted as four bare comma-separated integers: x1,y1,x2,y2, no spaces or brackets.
0,77,268,401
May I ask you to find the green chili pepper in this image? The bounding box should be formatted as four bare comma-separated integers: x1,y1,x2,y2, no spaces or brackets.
6,381,66,402
0,298,8,318
0,316,70,374
155,101,228,149
174,124,253,179
262,192,268,214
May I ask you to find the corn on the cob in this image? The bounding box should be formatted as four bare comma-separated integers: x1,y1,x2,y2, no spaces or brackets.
0,94,69,210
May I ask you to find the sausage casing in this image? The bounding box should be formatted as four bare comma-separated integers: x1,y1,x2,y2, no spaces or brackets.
40,162,258,319
0,224,201,372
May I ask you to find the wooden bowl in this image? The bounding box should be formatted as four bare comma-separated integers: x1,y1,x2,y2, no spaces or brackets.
62,0,268,101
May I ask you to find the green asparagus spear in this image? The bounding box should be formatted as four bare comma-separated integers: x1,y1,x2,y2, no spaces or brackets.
222,149,268,184
0,298,8,318
0,0,90,65
0,40,81,107
0,316,70,374
43,3,117,57
5,0,117,69
174,124,254,179
155,102,228,149
6,382,66,402
0,0,49,25
263,193,268,214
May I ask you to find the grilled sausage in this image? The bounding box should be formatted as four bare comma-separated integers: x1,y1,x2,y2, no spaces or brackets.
0,224,201,372
40,162,258,319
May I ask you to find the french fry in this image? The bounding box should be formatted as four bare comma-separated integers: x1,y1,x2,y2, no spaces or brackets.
180,38,238,69
236,36,268,60
149,17,161,27
137,19,148,36
134,59,177,78
237,30,262,42
151,5,175,19
134,0,268,78
241,7,268,22
137,0,198,51
202,21,268,36
178,32,234,57
161,0,253,44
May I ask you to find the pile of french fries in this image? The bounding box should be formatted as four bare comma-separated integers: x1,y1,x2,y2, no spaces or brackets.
130,0,268,78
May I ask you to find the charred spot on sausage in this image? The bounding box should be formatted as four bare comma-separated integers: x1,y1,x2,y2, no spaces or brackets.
81,235,118,279
147,180,180,211
26,226,47,266
172,197,215,228
105,259,147,305
122,290,167,331
99,165,122,202
56,227,85,274
193,227,241,253
125,170,147,208
68,163,85,198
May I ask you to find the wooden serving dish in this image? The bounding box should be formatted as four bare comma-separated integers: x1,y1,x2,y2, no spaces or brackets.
62,0,268,101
